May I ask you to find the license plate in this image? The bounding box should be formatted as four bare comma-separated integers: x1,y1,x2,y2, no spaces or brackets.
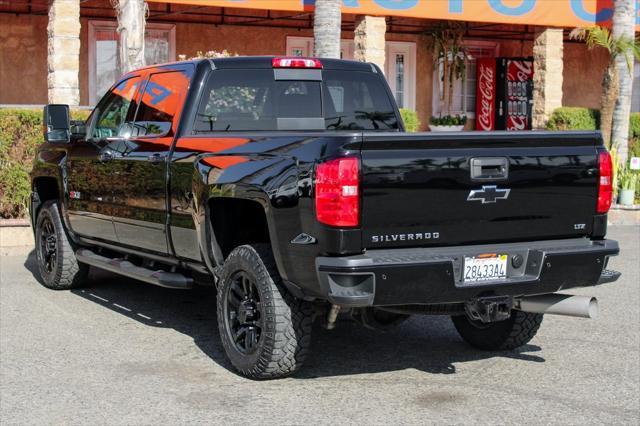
463,254,508,283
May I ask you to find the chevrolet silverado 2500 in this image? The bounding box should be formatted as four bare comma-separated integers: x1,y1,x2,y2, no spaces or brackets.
31,57,620,379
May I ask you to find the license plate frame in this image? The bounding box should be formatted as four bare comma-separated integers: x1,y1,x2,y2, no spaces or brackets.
463,254,508,283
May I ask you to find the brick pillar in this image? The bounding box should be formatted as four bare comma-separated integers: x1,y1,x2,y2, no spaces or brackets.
47,0,80,105
532,28,563,129
354,15,386,73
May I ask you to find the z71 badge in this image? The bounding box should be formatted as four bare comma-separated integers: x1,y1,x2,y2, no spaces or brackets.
69,191,81,199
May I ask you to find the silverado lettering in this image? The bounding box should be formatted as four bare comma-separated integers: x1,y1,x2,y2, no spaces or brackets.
372,232,440,243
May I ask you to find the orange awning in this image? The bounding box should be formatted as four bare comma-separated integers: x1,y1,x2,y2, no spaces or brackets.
148,0,638,30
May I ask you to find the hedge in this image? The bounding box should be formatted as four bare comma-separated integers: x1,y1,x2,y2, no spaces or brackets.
0,108,90,219
546,107,600,131
400,108,420,132
546,108,639,159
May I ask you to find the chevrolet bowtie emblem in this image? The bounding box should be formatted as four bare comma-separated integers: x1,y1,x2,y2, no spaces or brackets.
467,185,510,204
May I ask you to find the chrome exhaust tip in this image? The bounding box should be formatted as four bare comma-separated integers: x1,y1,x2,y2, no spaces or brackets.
514,294,598,319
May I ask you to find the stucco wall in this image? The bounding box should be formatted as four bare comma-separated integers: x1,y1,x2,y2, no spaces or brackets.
563,42,608,108
0,14,608,128
0,14,48,104
79,18,89,105
176,22,299,57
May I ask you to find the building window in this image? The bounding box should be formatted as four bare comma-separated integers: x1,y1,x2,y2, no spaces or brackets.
385,42,416,111
432,41,499,117
395,54,405,108
632,60,639,113
88,21,176,105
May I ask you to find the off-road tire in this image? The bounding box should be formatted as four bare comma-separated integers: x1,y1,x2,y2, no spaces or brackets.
35,200,88,290
216,244,312,379
451,310,543,350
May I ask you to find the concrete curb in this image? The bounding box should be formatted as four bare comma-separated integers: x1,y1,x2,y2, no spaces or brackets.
0,220,34,257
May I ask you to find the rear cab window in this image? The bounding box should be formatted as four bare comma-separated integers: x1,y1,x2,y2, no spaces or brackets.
193,68,398,133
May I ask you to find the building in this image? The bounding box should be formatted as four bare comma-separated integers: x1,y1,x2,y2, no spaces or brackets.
1,0,638,130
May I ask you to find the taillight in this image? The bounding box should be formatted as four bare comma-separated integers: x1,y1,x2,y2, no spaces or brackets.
315,157,360,227
272,57,323,69
597,150,613,214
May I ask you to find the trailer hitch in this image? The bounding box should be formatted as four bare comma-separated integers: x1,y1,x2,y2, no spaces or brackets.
465,296,513,323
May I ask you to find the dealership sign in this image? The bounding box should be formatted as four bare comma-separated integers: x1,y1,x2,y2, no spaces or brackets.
152,0,640,29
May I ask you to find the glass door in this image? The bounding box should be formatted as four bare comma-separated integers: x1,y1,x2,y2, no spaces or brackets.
385,42,416,110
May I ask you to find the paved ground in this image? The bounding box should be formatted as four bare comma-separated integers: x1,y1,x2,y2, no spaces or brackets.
1,227,638,425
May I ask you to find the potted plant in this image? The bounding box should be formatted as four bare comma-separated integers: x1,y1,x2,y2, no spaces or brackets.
430,115,467,132
428,23,468,131
618,164,637,206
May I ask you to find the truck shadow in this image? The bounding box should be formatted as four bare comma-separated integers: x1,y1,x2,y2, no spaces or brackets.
24,251,545,379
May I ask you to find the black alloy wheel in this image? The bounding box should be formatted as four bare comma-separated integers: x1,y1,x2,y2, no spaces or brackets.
37,215,58,276
224,271,263,354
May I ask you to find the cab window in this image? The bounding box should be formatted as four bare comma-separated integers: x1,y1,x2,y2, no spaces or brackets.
193,69,398,132
132,69,192,137
90,76,141,139
193,70,322,132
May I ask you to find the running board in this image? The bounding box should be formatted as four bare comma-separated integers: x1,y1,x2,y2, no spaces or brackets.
76,249,193,290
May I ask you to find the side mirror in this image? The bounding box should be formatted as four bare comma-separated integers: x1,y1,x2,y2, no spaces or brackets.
43,104,70,143
70,120,87,139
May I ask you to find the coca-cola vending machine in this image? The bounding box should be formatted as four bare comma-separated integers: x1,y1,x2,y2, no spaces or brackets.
475,57,534,131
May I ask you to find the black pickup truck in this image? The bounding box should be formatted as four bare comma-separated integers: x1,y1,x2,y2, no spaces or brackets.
31,56,620,379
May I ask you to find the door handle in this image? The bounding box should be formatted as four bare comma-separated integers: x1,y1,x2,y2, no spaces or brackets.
470,157,509,181
148,153,166,164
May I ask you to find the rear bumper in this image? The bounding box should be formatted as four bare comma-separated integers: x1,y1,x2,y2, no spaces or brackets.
315,238,620,307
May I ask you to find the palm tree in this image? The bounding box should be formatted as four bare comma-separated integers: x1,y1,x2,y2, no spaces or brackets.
313,0,342,59
611,0,637,164
570,26,639,150
111,0,147,74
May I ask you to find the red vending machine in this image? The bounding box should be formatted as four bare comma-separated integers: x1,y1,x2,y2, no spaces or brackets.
475,57,534,131
475,58,496,131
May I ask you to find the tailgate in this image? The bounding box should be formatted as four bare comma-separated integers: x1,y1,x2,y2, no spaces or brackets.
360,131,602,249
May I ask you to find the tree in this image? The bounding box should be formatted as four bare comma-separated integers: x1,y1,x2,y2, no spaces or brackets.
611,0,637,164
428,22,467,117
313,0,342,59
570,26,639,150
111,0,147,74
